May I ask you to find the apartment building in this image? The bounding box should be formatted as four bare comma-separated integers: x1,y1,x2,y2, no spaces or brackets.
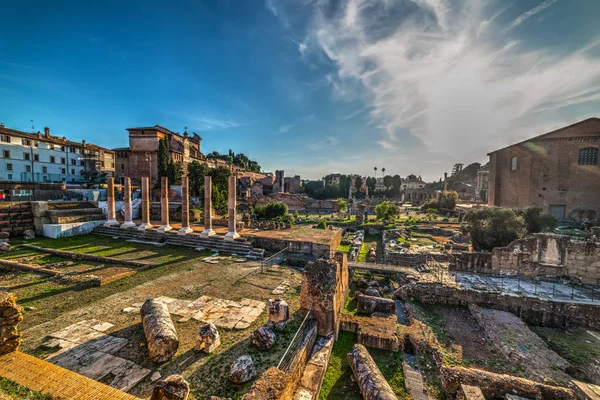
0,125,115,184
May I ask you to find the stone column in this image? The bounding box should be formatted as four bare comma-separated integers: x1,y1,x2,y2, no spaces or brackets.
225,175,239,240
158,176,172,232
104,177,119,227
121,177,137,228
201,176,215,237
138,177,153,230
178,176,193,235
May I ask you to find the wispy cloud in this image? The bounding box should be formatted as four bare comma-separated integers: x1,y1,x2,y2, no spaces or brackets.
505,0,559,31
308,135,338,150
276,124,294,135
273,0,600,163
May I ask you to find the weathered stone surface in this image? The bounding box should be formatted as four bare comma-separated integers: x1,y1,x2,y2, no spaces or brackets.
141,299,179,362
367,281,379,288
229,355,257,384
241,367,292,400
340,314,402,352
357,294,396,315
356,278,368,289
251,327,276,350
0,232,9,239
23,229,35,239
0,242,10,252
267,299,289,324
348,344,397,400
0,292,22,354
364,287,382,297
151,374,190,400
196,323,220,353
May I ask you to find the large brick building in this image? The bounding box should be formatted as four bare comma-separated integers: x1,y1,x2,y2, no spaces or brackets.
114,125,203,186
488,117,600,221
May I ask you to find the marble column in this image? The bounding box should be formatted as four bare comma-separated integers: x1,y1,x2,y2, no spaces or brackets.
158,176,172,232
178,176,193,235
225,175,239,241
138,177,153,230
104,177,119,227
201,176,215,237
121,177,137,228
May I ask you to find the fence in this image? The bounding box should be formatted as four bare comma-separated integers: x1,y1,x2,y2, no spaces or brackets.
277,307,315,373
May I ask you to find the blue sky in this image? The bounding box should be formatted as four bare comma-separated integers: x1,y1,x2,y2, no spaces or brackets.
1,0,599,180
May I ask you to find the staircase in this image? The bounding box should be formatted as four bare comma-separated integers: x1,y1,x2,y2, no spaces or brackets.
47,205,106,224
93,226,265,259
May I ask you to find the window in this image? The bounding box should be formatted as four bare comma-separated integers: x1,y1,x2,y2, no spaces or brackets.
61,146,65,152
22,138,31,146
7,174,12,180
42,166,48,173
50,156,55,163
24,152,30,161
71,159,76,165
578,148,598,165
61,168,66,174
61,157,66,164
1,135,10,143
71,169,75,175
510,156,518,171
2,150,9,158
6,164,13,171
34,141,39,147
34,154,39,162
25,165,31,172
80,160,85,166
80,170,84,175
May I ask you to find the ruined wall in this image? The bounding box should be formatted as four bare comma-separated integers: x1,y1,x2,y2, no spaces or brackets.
450,252,493,273
339,314,402,352
385,252,449,267
0,292,22,354
397,282,600,330
300,254,349,337
241,367,293,400
0,202,35,237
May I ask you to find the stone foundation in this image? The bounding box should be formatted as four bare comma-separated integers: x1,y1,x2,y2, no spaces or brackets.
357,295,396,315
242,367,293,400
339,314,402,352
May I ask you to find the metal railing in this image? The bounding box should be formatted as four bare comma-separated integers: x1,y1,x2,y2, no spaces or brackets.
277,307,315,373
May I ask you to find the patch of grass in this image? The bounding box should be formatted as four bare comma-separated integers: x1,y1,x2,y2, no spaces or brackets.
336,243,352,253
531,327,600,365
343,296,357,315
370,349,409,399
0,377,53,400
319,331,362,400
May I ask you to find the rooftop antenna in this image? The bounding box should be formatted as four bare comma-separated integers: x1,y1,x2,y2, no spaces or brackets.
30,119,34,132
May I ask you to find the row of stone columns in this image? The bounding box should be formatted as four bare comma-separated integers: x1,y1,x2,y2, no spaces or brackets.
103,176,238,239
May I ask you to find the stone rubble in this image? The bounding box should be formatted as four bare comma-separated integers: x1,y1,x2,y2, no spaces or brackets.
141,299,179,363
229,355,257,384
150,374,190,400
251,327,276,350
196,323,221,353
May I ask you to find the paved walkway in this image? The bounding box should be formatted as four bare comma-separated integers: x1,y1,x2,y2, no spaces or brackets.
0,351,140,400
402,353,429,400
455,272,600,305
349,261,417,275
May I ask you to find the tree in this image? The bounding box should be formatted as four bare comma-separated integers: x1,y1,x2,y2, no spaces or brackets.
374,201,399,221
336,198,347,219
304,180,324,197
317,218,327,229
354,176,363,192
209,166,231,190
462,207,526,251
188,161,210,197
255,202,288,220
366,177,376,194
80,170,107,189
518,205,558,234
157,138,169,179
211,184,227,214
383,175,393,189
426,208,438,222
421,190,459,211
167,161,184,186
392,175,402,191
339,175,351,198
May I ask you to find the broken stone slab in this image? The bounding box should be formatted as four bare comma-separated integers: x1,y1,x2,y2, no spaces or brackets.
348,344,396,400
196,323,221,353
357,295,396,315
364,287,382,297
356,278,368,289
141,299,179,363
151,374,190,400
251,327,276,351
229,355,257,384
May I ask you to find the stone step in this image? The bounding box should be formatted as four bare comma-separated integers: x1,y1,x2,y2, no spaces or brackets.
47,208,104,216
52,214,107,224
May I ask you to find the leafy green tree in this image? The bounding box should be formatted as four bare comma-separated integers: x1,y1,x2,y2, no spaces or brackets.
157,138,169,179
383,175,393,189
303,180,324,197
293,210,300,220
374,201,399,221
392,175,402,190
211,184,227,214
354,176,363,191
366,177,376,194
421,190,459,211
255,202,288,219
463,207,526,251
518,205,558,234
209,166,231,190
317,218,327,229
336,198,347,219
188,161,210,197
167,160,184,185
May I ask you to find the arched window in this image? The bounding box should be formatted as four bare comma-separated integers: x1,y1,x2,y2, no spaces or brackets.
510,156,518,171
578,148,598,165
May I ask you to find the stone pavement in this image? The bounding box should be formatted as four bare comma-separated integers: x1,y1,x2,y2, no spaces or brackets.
402,353,429,400
123,295,265,329
455,272,600,305
43,319,151,392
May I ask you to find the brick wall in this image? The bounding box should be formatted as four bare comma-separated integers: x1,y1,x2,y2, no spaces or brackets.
488,118,600,220
0,203,35,237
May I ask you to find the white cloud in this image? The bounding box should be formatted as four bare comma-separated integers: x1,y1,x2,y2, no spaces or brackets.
192,117,242,130
276,124,294,134
298,0,600,160
308,135,339,150
504,0,559,32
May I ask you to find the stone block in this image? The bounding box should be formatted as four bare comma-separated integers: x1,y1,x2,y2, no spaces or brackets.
196,323,220,354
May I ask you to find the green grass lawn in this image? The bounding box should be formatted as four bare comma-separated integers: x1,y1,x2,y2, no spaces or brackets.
0,377,52,400
336,242,352,254
357,234,380,262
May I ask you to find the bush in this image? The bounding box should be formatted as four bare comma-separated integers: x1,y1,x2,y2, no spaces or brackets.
375,201,399,221
317,219,327,229
462,207,526,251
421,190,458,211
518,205,558,234
255,202,288,220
